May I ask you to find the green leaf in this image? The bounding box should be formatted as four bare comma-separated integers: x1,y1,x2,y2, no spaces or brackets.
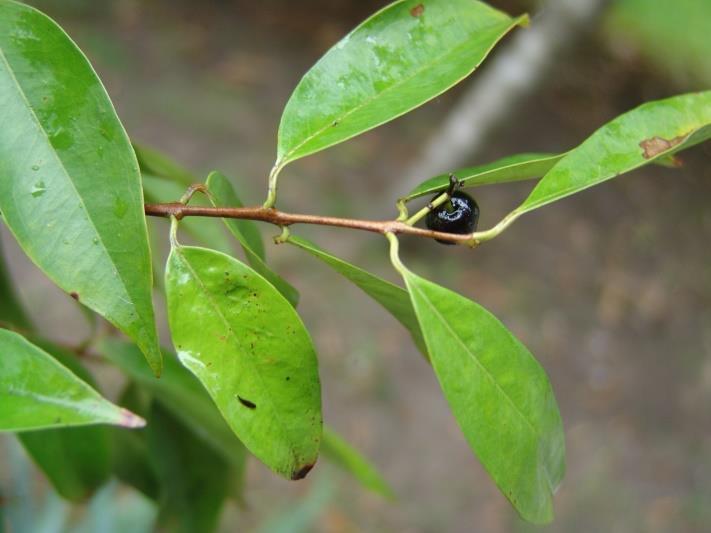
0,237,32,330
133,142,196,187
0,329,144,431
288,235,426,356
18,341,112,501
101,339,247,472
516,91,711,215
147,402,230,533
0,1,160,374
403,153,564,201
276,0,527,168
321,426,395,499
20,420,111,502
142,173,235,254
206,171,300,307
205,171,265,260
400,270,564,524
165,245,322,479
111,383,160,501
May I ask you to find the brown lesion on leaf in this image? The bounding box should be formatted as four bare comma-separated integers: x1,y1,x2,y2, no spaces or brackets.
410,3,425,17
639,134,688,159
291,463,314,480
70,291,79,301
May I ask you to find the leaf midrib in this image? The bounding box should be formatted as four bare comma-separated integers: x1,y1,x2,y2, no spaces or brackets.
0,46,139,327
520,131,701,213
409,279,556,494
279,16,517,164
408,153,564,199
409,281,539,436
172,248,302,469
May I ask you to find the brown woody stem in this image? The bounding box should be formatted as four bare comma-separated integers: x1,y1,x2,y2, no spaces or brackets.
144,203,477,246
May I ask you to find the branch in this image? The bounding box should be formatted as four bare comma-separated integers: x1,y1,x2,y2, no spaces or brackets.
144,203,476,245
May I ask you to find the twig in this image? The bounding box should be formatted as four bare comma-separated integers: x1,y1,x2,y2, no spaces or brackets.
144,203,476,246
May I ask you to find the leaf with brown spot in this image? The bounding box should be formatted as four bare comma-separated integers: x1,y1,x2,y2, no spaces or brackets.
165,245,321,480
514,91,711,215
410,3,425,17
639,134,687,159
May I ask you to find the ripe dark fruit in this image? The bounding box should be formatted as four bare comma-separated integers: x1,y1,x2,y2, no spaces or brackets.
425,191,479,245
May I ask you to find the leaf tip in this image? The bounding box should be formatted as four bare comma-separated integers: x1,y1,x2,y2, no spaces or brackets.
142,344,163,377
516,13,531,28
118,407,146,429
291,463,315,480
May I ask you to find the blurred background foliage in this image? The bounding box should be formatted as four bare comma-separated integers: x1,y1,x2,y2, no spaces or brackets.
2,0,711,531
605,0,711,88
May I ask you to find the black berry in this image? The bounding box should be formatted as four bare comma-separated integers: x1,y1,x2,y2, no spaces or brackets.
425,191,479,245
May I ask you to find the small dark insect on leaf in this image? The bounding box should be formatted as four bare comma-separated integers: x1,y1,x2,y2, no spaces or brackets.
70,291,79,301
237,396,257,409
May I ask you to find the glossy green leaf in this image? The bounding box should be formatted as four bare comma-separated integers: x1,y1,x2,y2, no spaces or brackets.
142,173,235,254
165,245,322,479
404,153,563,200
401,270,564,524
276,0,527,168
18,341,112,501
20,421,111,502
322,426,395,499
147,402,230,533
205,171,265,260
206,171,300,307
0,1,160,374
288,235,426,356
516,91,711,215
0,237,31,330
101,339,247,471
0,329,144,431
133,142,196,187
